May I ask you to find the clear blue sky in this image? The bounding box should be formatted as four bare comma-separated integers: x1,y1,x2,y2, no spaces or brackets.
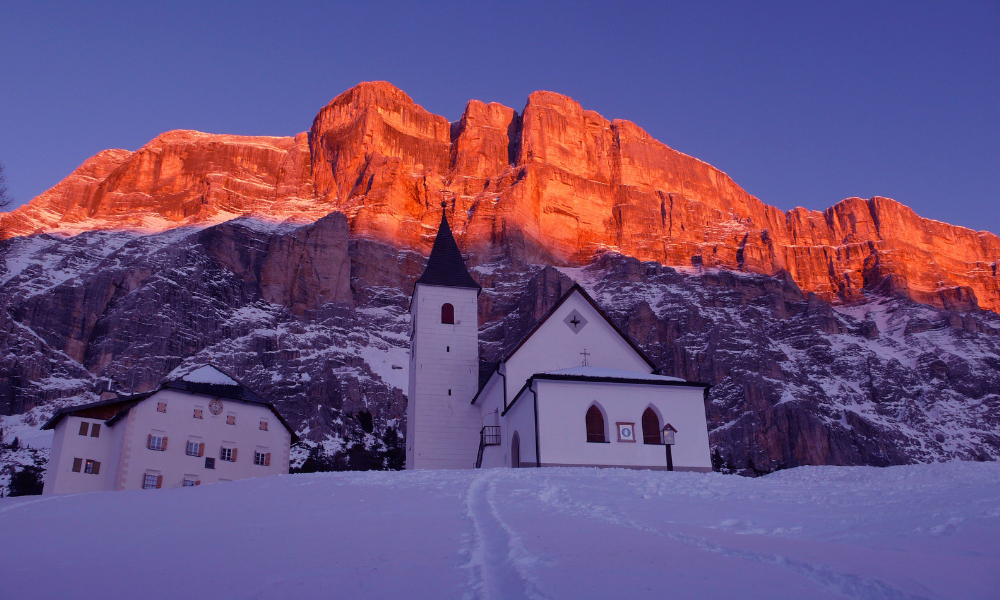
1,1,997,234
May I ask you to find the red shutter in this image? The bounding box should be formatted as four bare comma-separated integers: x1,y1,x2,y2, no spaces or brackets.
199,442,205,457
195,480,201,486
232,448,238,462
162,437,168,451
72,458,83,472
156,475,163,489
92,461,101,475
265,453,271,466
147,434,152,449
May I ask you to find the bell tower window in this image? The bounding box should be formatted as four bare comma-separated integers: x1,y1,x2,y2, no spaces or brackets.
441,303,455,324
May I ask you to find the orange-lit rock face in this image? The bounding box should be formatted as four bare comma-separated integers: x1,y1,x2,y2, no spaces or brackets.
4,81,999,312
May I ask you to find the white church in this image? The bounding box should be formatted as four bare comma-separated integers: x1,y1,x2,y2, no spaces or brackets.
406,206,713,472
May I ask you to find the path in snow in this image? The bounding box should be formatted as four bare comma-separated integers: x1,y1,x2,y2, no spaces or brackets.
1,463,997,599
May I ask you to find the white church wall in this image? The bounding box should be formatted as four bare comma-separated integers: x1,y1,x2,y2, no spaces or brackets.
115,390,290,490
504,384,538,467
408,284,482,469
503,291,652,407
534,380,712,472
476,374,507,468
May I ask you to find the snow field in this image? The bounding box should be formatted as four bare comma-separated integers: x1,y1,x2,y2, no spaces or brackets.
1,462,998,600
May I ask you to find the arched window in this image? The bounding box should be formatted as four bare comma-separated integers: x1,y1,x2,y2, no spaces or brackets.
642,407,661,444
511,432,520,468
586,405,605,443
441,303,455,324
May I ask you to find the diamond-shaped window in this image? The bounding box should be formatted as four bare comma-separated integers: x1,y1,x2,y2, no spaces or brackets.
564,309,588,334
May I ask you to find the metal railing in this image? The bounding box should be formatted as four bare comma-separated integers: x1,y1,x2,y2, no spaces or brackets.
475,426,501,468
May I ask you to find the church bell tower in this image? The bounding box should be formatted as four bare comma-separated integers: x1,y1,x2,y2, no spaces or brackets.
406,202,482,469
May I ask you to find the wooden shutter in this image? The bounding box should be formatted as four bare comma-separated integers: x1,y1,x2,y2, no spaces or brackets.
91,423,101,437
642,408,661,444
195,480,201,486
79,422,89,436
147,434,152,449
265,453,271,466
232,448,238,462
156,475,163,489
198,442,205,457
72,458,83,472
162,437,168,451
92,461,101,475
586,406,605,442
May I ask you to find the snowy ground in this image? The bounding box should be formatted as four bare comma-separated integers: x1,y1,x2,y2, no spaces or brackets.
2,463,998,600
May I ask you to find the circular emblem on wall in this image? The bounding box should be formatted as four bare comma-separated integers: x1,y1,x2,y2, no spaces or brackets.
209,398,224,415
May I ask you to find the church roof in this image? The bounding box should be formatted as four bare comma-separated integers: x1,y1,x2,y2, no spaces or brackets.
471,283,662,405
414,207,480,291
500,283,657,369
541,367,686,382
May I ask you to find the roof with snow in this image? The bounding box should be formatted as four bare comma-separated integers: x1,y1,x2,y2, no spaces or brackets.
42,365,298,441
541,367,686,382
414,207,480,291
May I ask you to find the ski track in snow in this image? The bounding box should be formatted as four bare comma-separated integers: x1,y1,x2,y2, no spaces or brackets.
533,476,929,600
464,471,549,600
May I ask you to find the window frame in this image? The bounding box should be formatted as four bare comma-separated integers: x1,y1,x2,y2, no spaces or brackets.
441,303,455,324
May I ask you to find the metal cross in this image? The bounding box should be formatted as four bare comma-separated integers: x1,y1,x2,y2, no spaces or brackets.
570,316,581,328
580,349,590,366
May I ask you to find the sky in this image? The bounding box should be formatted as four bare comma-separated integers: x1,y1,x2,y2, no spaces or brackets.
0,1,997,234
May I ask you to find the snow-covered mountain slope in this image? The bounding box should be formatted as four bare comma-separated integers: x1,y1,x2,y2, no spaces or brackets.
2,213,1000,489
1,464,997,600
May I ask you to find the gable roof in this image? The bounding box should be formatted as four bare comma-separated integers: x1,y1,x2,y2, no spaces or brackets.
472,283,659,404
414,206,480,292
502,283,657,369
41,365,299,442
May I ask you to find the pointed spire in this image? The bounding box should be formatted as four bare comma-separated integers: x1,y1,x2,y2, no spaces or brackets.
415,201,480,290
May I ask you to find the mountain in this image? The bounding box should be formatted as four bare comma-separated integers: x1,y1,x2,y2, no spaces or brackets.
3,81,998,312
1,83,999,486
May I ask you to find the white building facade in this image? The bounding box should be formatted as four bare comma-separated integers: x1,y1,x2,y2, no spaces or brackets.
408,207,713,472
42,366,296,494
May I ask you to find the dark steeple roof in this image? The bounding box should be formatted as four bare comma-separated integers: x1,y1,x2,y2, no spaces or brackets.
415,204,480,291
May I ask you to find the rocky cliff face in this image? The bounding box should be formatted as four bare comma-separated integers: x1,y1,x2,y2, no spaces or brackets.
3,82,998,313
1,82,999,486
2,222,998,482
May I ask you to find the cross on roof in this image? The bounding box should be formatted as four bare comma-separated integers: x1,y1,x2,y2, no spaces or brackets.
580,349,590,366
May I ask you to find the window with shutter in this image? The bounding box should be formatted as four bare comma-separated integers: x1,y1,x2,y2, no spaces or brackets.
186,441,201,456
220,447,234,462
156,475,163,489
157,402,167,413
586,405,606,443
642,408,662,444
193,407,203,419
92,461,101,475
148,435,165,451
72,458,83,472
259,420,268,431
265,453,271,467
162,437,168,451
143,473,158,489
232,448,238,462
441,303,455,324
79,422,89,436
226,414,236,425
84,459,95,474
90,423,101,437
199,442,205,457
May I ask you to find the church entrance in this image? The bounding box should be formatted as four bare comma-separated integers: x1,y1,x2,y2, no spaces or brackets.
511,432,520,468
